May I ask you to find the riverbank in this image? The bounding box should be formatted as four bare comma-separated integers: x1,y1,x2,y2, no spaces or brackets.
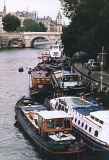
74,63,109,86
74,63,109,108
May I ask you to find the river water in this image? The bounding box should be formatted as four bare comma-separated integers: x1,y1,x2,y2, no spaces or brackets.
0,48,108,160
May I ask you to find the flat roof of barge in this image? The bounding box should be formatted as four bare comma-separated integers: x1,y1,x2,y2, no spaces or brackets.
38,110,72,119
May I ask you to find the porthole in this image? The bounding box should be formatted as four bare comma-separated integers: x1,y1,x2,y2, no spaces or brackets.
81,122,84,127
85,124,87,130
75,118,77,123
89,127,92,132
94,130,98,137
78,120,80,125
100,120,104,124
91,116,94,119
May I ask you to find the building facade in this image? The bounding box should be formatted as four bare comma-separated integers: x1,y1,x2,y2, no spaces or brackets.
14,10,63,32
0,14,3,32
0,4,7,32
0,3,63,33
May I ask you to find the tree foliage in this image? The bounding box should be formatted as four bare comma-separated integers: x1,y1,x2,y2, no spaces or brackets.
61,0,109,58
2,14,21,32
18,19,47,32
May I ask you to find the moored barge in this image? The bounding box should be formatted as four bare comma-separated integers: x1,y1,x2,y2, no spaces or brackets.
51,69,86,96
29,67,52,102
15,96,86,155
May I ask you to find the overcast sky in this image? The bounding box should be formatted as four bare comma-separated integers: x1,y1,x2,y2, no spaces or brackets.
0,0,62,19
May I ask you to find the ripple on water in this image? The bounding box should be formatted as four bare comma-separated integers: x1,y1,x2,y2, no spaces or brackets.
0,49,42,160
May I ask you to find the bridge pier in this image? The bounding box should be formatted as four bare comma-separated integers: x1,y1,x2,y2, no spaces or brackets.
24,37,31,48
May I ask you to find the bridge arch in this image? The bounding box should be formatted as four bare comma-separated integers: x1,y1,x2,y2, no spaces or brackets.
31,36,50,48
8,38,25,48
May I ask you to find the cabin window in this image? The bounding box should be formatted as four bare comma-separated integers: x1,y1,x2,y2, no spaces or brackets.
61,105,65,111
57,103,61,110
78,120,80,125
94,130,98,137
89,127,92,133
48,120,54,128
75,118,77,123
95,118,99,122
94,117,104,125
38,116,43,127
100,120,104,124
64,119,70,128
81,122,84,127
91,116,94,119
35,119,38,125
55,101,59,109
91,116,104,125
65,108,68,112
85,124,87,130
55,120,64,128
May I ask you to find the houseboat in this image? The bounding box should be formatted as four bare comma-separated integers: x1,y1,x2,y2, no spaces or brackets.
51,70,85,96
15,96,86,155
49,96,109,151
49,43,63,58
29,67,51,102
38,50,50,63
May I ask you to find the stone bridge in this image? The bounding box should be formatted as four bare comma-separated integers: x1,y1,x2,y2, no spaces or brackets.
0,32,62,48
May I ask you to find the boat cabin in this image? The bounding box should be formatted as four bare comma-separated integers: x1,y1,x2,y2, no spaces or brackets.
27,110,73,137
40,50,50,62
36,110,72,134
16,97,86,154
60,71,82,88
53,70,82,88
51,70,83,96
49,44,62,58
31,70,50,90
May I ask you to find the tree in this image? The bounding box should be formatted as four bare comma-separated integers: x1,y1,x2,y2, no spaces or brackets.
38,22,47,32
18,19,47,32
2,14,20,32
60,0,109,58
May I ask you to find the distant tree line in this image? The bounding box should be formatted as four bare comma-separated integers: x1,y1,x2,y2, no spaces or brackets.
2,14,47,32
60,0,109,59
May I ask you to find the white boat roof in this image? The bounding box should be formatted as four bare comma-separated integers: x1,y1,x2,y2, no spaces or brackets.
50,96,95,108
54,70,80,76
38,110,72,119
90,110,109,122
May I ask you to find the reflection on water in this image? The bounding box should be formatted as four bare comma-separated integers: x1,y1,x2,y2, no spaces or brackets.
0,48,109,160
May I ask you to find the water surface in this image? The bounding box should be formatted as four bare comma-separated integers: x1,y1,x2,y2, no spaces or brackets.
0,48,108,160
